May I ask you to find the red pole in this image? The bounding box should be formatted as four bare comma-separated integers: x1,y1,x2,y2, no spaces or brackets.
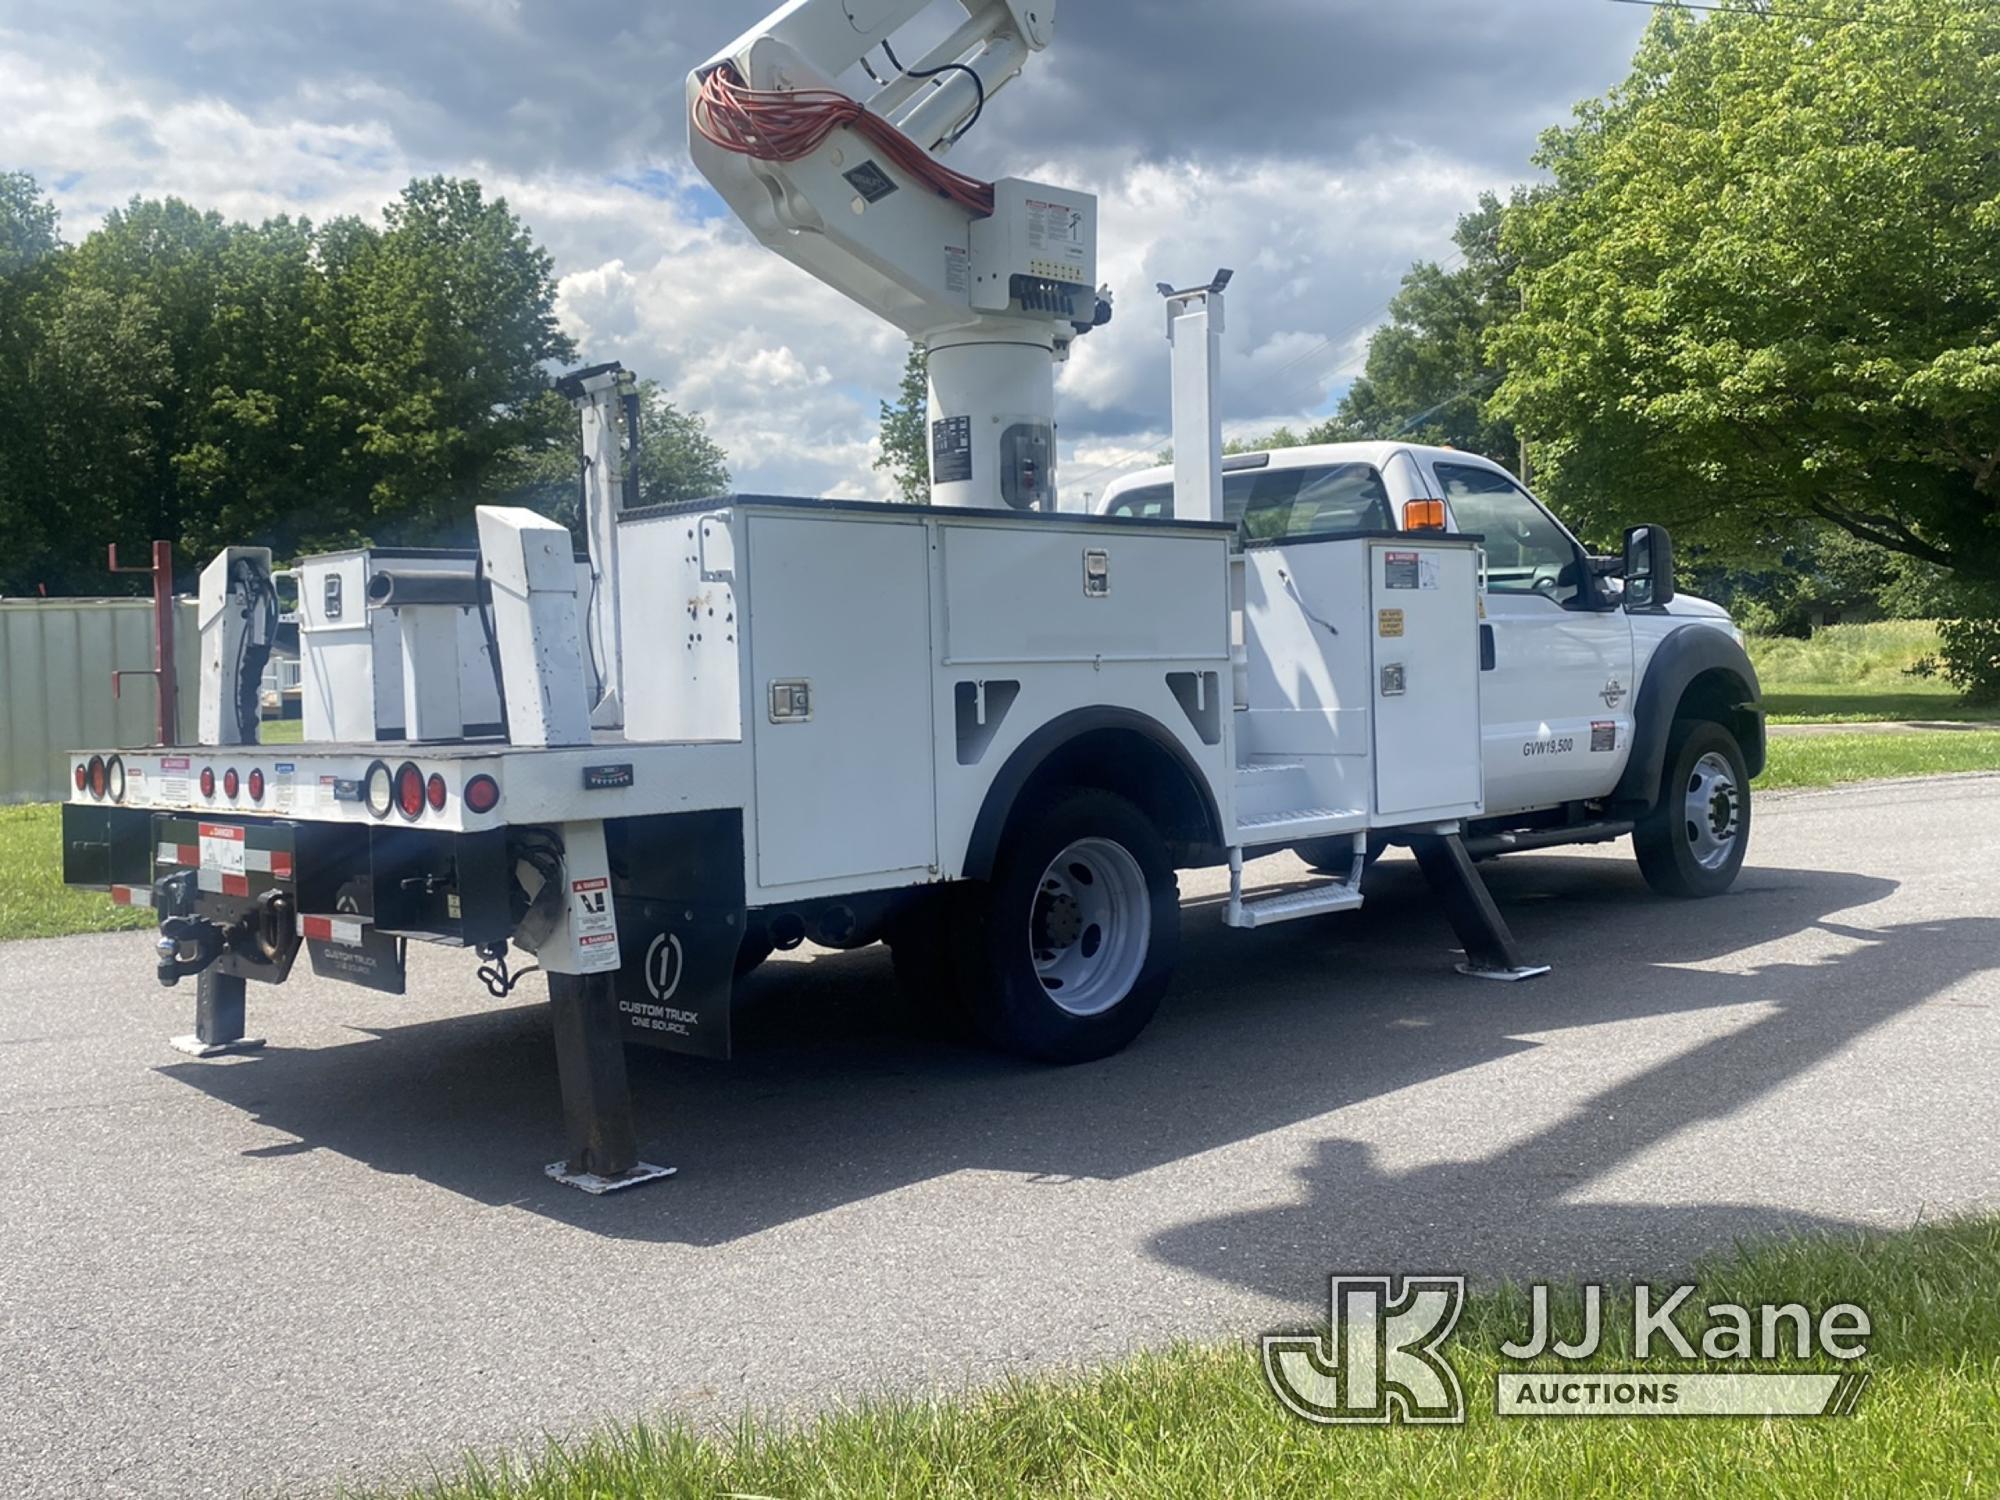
108,541,178,746
152,541,177,746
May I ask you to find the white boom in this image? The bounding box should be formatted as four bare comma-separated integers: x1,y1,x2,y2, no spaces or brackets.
687,0,1105,512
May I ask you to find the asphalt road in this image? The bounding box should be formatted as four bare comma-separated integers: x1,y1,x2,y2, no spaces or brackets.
4,776,1997,1497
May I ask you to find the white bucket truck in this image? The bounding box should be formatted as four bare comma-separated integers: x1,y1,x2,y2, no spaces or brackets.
58,0,1761,1192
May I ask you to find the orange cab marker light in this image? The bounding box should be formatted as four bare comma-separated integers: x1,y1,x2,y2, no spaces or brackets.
1404,499,1447,532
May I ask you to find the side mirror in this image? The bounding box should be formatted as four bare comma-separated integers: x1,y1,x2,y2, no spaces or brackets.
1623,524,1676,610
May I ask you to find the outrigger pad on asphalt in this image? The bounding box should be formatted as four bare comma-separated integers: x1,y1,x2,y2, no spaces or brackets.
543,1161,678,1196
168,1034,267,1059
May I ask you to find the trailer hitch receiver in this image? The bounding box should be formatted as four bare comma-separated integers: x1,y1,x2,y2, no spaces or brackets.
157,916,226,988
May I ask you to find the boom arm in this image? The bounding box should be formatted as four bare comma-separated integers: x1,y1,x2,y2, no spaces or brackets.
688,0,1102,511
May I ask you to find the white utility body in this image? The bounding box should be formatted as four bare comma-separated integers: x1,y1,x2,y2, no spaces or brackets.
59,0,1764,1192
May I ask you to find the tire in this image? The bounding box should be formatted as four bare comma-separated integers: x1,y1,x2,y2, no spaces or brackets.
885,892,970,1034
1634,719,1751,898
954,788,1181,1064
734,931,775,978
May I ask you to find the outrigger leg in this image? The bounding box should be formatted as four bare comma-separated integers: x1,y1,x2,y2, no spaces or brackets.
544,971,676,1195
169,969,267,1058
1409,831,1551,983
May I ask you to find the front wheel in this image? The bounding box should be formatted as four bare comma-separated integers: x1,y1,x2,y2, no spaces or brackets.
1635,720,1751,898
956,788,1181,1064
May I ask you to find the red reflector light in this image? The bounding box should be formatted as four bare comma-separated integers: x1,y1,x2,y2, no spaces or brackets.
75,763,88,793
426,773,447,811
395,762,425,820
248,768,265,804
223,767,240,799
199,766,216,798
87,756,107,800
464,774,500,815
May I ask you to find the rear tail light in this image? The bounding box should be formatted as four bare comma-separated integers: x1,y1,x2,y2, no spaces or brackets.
87,756,107,800
426,773,447,811
463,775,500,815
395,762,425,820
364,761,395,819
248,768,266,804
223,767,240,800
107,756,127,803
75,763,88,793
199,766,216,798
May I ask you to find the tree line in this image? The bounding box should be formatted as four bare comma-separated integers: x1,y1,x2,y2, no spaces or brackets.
0,173,727,597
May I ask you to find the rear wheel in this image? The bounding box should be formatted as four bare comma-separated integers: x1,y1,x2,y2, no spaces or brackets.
1635,720,1751,898
956,788,1180,1064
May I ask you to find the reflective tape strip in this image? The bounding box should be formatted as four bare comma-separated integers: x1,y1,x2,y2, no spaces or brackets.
221,873,250,898
110,885,153,908
271,851,294,880
197,868,222,895
298,914,365,946
158,842,198,867
158,841,180,865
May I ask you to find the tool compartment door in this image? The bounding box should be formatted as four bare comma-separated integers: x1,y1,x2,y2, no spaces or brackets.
746,513,936,889
1369,543,1484,821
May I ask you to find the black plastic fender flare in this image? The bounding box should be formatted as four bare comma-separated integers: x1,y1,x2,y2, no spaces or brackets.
1613,624,1766,809
960,706,1225,882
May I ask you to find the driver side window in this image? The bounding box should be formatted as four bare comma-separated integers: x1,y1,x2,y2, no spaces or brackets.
1435,462,1584,606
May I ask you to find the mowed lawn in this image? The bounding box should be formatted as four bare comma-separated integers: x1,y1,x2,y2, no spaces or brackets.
385,1217,2000,1500
1750,620,2000,725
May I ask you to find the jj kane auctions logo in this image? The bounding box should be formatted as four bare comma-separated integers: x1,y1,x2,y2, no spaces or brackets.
1264,1276,1871,1424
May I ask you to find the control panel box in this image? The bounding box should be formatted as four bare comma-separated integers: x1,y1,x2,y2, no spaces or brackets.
970,177,1098,312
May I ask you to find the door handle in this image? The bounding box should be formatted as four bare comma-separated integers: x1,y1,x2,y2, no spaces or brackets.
1480,624,1497,671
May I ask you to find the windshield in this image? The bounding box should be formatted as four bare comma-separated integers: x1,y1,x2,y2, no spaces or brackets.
1103,463,1393,541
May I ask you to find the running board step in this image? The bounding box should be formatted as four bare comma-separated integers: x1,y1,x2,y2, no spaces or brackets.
1234,808,1368,846
1223,881,1365,930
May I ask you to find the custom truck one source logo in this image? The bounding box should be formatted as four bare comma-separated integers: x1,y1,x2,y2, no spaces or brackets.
1263,1277,1872,1426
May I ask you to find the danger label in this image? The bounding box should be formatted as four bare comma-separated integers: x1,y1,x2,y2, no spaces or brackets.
198,823,246,875
1384,551,1420,590
570,877,620,974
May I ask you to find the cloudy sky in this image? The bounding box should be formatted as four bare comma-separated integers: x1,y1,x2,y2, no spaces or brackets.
0,0,1650,501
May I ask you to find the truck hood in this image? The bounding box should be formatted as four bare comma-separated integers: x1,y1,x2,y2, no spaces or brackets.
1668,593,1732,623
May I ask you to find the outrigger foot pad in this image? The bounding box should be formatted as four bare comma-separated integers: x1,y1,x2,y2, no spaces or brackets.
1409,830,1549,981
1454,962,1553,983
169,1033,267,1058
545,1161,677,1196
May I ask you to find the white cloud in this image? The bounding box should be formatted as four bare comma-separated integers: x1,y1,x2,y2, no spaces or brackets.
0,3,1646,502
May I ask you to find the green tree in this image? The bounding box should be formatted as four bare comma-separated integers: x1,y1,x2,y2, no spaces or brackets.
1318,194,1522,467
0,171,59,274
326,177,577,541
876,343,930,502
1491,1,2000,583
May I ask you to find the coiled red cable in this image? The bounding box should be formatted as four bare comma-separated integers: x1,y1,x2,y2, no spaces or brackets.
694,63,995,217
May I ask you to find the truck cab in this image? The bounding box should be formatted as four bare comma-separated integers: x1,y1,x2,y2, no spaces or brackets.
1095,442,1765,895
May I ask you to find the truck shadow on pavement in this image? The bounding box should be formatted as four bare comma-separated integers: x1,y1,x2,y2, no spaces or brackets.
160,855,1981,1278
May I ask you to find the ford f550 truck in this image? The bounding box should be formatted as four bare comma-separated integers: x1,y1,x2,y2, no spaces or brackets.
53,0,1763,1193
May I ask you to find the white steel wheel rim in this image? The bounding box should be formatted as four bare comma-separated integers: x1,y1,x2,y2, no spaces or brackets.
1029,837,1151,1017
1684,751,1741,871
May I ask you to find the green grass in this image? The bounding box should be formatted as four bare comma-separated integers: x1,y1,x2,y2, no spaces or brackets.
380,1216,2000,1499
0,804,154,943
1748,621,1998,724
260,716,305,743
1758,731,2000,790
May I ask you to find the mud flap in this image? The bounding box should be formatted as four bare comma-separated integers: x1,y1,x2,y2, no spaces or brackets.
603,810,746,1060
